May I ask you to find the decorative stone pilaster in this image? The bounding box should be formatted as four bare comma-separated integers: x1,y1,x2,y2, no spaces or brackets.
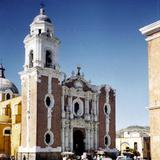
65,125,69,151
62,120,65,151
68,94,73,119
61,88,65,118
104,86,111,148
95,124,98,149
85,97,90,120
70,127,73,151
90,124,94,149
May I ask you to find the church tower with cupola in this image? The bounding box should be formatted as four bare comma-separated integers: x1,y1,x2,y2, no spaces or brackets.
18,7,62,160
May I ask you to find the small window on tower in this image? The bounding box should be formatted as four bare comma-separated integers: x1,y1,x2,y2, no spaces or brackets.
38,29,41,35
47,29,50,37
45,50,52,68
29,50,34,68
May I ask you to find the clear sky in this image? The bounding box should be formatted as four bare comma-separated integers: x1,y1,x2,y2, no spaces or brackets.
1,0,160,130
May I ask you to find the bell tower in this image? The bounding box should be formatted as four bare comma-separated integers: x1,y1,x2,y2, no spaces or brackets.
19,7,62,160
24,8,59,70
140,21,160,160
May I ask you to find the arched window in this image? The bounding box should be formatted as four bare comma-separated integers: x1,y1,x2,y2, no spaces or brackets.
29,50,33,68
45,50,52,68
74,102,79,114
6,93,11,100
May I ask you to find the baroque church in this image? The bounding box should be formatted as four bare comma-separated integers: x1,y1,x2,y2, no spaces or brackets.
0,7,116,160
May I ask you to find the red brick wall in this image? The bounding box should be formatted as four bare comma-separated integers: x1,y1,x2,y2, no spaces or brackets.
37,76,62,148
109,89,116,148
51,78,62,147
98,87,116,149
37,76,48,147
98,87,106,148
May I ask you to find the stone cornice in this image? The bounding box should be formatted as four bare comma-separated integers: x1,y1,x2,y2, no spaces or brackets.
139,20,160,41
149,106,160,110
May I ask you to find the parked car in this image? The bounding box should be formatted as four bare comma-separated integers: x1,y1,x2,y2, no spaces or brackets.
116,156,133,160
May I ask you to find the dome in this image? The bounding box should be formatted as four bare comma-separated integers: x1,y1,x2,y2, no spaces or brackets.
33,8,52,23
0,64,19,94
0,78,19,94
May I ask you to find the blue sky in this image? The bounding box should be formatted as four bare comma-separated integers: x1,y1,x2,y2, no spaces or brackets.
0,0,159,130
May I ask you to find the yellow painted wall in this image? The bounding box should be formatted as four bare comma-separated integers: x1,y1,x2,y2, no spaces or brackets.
0,96,22,157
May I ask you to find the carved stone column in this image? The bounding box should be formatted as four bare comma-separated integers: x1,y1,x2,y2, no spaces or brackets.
61,88,65,118
68,94,73,119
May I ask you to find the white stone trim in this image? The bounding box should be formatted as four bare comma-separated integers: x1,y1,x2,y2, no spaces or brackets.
104,134,111,148
18,146,61,153
145,32,160,41
64,75,98,92
104,103,111,116
44,94,55,109
139,20,160,36
44,130,54,146
48,76,52,94
26,75,30,148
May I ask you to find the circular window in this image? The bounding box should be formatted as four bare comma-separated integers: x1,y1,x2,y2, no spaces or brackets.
44,94,54,108
44,131,54,146
104,103,111,115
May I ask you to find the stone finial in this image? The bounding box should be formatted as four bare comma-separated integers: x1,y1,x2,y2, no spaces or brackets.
77,65,81,76
0,64,5,78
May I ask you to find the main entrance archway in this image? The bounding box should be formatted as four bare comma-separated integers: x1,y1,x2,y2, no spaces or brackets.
73,129,85,155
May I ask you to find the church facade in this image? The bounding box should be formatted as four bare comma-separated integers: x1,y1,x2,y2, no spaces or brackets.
0,8,116,160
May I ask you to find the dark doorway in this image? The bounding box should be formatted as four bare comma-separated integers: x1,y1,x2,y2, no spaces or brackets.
73,130,85,155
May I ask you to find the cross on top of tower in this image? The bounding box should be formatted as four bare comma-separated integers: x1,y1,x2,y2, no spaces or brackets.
40,1,45,15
